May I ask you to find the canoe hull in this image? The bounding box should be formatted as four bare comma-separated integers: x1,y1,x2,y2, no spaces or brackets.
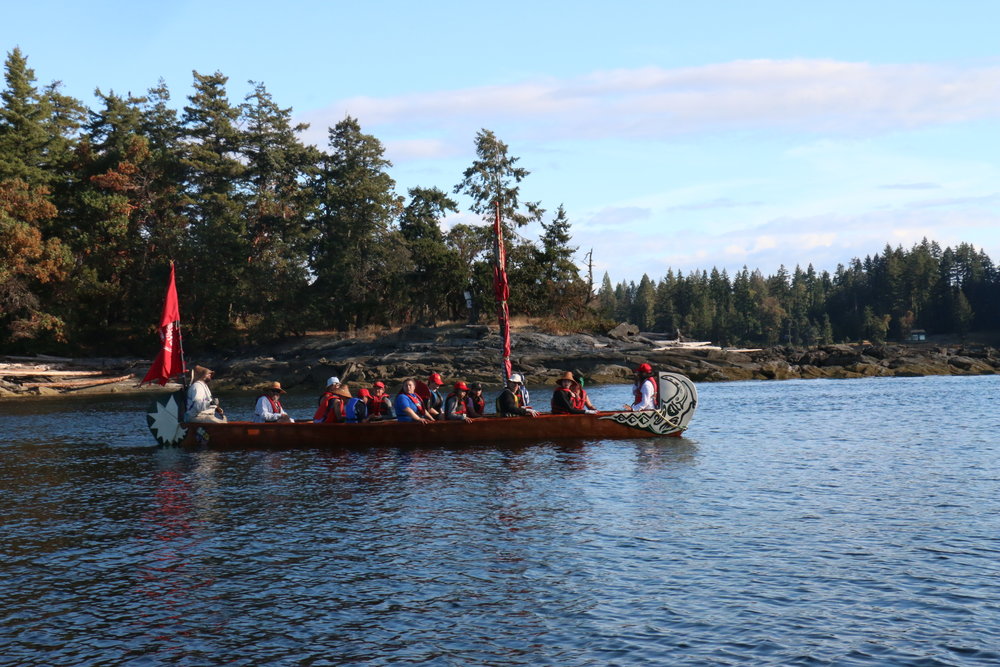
179,412,683,450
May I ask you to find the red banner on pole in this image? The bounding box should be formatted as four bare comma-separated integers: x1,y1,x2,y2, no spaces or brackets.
493,202,512,382
141,262,186,386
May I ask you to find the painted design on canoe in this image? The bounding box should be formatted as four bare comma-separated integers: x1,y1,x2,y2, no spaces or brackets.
146,389,188,447
599,372,698,436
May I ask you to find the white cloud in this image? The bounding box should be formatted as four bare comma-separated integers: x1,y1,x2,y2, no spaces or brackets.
297,59,1000,147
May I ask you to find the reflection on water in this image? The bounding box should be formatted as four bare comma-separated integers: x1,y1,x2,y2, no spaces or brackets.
1,377,1000,665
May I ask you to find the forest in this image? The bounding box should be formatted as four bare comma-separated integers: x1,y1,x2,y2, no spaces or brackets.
1,47,997,355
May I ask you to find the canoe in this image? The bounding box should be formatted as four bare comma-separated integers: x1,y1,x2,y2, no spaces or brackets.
176,410,682,450
146,372,698,449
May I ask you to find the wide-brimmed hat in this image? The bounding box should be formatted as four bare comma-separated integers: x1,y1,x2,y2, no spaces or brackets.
332,385,352,399
556,371,576,384
326,376,340,387
192,365,213,379
264,381,285,394
454,381,469,391
508,373,524,384
428,372,444,385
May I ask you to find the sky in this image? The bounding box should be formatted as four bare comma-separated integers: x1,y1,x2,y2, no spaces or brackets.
5,1,1000,284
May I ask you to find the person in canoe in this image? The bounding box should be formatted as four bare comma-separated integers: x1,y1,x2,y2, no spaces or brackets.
313,377,340,423
185,365,226,423
626,362,659,411
345,389,370,423
367,380,395,421
496,373,538,417
466,382,486,417
551,371,587,414
396,378,431,423
573,371,597,412
444,381,473,421
254,381,294,423
314,381,351,423
424,372,445,420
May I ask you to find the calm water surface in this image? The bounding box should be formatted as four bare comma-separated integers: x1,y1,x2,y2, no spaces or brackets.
1,376,998,665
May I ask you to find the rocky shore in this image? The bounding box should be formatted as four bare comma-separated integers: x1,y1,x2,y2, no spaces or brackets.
3,323,999,398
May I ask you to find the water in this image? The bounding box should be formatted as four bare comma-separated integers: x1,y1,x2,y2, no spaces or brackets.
1,376,999,665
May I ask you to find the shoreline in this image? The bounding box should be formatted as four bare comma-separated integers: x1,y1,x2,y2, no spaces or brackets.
3,323,998,398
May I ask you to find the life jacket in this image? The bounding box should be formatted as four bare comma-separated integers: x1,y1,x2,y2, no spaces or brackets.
323,394,346,424
571,390,587,411
343,397,368,423
551,386,576,414
396,393,425,420
426,388,443,411
446,392,468,417
259,394,283,414
633,376,659,409
495,386,524,414
369,393,392,417
467,394,485,416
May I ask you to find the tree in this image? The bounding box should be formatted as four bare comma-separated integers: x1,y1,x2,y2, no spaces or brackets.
180,70,248,344
400,187,464,324
308,116,407,329
0,178,72,346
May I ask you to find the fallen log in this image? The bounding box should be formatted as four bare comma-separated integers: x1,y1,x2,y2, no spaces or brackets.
21,374,135,389
2,369,108,378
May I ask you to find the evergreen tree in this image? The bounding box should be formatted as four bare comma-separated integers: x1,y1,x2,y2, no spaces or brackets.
400,186,464,323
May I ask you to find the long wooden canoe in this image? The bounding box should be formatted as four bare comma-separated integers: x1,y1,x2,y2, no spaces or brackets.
146,372,698,449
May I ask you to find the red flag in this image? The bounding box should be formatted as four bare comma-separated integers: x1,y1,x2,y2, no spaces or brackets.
492,203,512,382
141,262,186,386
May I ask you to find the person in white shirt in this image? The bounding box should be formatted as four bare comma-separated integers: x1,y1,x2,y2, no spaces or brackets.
185,365,226,422
627,363,658,411
254,381,294,423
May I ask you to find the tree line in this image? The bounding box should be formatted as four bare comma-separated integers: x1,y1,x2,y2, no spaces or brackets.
1,48,996,356
0,48,585,354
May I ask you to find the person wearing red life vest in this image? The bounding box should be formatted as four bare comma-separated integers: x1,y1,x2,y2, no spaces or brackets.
425,372,445,420
313,377,341,423
466,382,486,417
571,372,597,412
395,378,430,423
315,384,351,423
254,381,294,423
551,371,587,414
444,381,473,421
627,363,659,411
367,380,395,421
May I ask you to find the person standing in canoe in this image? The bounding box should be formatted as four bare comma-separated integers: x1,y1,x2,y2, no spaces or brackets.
185,365,226,423
444,381,473,421
496,373,538,417
626,363,659,411
254,381,294,423
551,371,587,414
396,378,431,423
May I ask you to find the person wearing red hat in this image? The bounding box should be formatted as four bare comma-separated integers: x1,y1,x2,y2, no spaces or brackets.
627,362,659,411
424,372,445,420
367,380,395,421
444,381,473,421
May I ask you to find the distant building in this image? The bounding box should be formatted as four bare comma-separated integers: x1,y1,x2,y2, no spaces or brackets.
907,329,927,342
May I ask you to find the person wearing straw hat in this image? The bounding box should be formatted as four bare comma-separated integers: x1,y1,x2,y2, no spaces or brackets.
254,381,294,423
316,384,352,423
185,365,226,423
551,371,587,414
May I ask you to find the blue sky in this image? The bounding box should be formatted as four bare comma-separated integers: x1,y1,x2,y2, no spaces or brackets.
5,1,1000,283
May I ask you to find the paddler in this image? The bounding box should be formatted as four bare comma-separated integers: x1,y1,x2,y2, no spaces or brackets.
626,362,659,411
466,382,486,417
444,381,473,421
313,377,341,423
185,365,226,423
551,371,587,414
424,372,445,420
496,373,538,417
395,378,431,423
367,380,395,421
254,381,294,423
